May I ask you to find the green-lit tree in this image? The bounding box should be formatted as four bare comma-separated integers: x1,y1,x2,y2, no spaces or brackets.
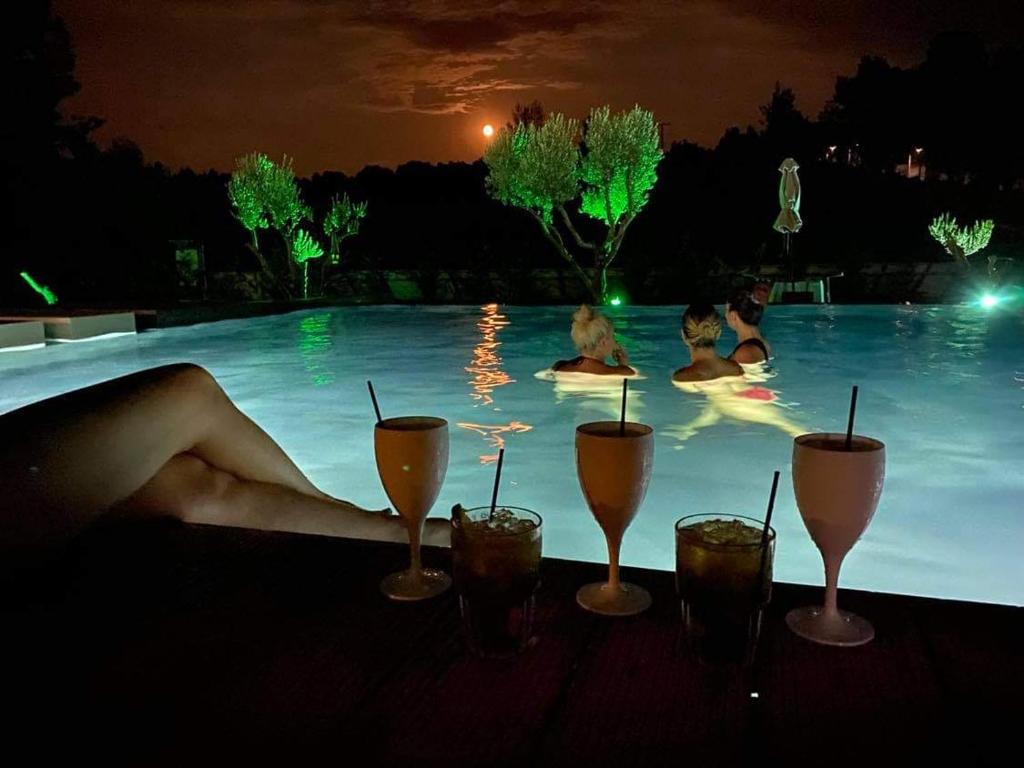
228,153,311,296
292,228,324,299
262,155,311,275
323,193,367,265
485,105,662,303
228,152,273,275
928,213,995,267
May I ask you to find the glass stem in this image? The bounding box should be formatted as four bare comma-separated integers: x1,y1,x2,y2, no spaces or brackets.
606,534,622,591
409,518,423,575
822,551,843,620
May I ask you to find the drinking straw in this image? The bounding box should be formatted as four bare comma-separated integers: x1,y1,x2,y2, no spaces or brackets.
845,385,859,451
367,380,382,423
619,378,629,436
757,470,780,587
489,448,505,520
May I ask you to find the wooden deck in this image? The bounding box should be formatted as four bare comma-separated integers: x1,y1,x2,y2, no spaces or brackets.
4,520,1020,766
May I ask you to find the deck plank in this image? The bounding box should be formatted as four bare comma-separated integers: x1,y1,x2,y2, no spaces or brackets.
3,520,1020,766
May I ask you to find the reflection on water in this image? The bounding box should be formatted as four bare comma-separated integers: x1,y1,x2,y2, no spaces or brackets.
457,304,533,464
542,372,646,422
298,313,335,387
665,364,806,446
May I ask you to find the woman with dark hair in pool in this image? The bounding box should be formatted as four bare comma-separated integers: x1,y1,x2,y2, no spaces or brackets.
669,303,804,441
551,304,635,376
672,303,743,383
0,364,448,575
725,289,771,364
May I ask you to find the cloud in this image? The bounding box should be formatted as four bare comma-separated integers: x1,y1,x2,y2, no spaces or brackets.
354,4,603,52
56,0,1022,173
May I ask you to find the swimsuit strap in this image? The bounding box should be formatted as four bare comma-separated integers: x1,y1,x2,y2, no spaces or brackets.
733,338,770,362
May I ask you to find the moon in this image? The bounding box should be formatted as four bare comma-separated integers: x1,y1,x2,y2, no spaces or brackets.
482,124,494,137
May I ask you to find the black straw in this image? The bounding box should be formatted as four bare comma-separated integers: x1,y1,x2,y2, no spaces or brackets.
845,385,859,450
757,470,780,590
619,378,628,436
489,448,505,519
367,380,382,423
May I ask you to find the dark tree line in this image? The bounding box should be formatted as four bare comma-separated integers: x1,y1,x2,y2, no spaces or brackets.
2,3,1022,306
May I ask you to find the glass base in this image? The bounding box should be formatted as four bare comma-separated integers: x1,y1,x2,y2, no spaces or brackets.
576,581,651,617
785,605,874,647
380,568,451,602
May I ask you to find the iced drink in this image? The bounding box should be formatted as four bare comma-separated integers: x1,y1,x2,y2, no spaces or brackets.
451,506,542,658
675,514,775,664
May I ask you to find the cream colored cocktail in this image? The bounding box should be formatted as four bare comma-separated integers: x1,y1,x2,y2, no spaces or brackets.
375,416,451,600
787,432,885,645
575,420,654,616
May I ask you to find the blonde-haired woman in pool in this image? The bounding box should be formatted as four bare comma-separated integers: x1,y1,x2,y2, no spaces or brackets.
669,304,804,441
551,305,636,376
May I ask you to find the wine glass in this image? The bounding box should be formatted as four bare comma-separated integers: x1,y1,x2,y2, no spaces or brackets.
575,421,654,616
786,432,885,646
375,416,451,601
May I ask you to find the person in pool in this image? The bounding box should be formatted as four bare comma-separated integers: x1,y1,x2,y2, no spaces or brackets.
725,289,771,364
0,364,449,577
672,303,744,383
551,304,636,376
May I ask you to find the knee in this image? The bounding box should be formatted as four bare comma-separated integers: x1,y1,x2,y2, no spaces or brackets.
164,362,217,387
157,363,225,403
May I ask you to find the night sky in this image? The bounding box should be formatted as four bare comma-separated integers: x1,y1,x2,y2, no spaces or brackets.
56,0,1022,174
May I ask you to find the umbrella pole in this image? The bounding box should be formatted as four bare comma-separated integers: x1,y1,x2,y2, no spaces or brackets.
785,232,793,289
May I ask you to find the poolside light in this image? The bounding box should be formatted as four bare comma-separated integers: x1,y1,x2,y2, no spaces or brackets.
19,271,58,305
609,296,623,307
979,292,1001,309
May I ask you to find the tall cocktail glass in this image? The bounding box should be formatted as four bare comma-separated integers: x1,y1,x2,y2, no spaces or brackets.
787,432,885,646
575,421,654,616
375,416,451,601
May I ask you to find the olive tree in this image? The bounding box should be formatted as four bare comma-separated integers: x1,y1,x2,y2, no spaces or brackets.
485,105,662,303
228,152,311,296
323,193,367,265
928,213,995,269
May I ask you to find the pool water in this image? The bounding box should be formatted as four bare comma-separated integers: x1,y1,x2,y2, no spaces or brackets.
2,304,1022,606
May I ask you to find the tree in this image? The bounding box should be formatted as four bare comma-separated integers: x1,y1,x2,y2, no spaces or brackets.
485,105,662,302
506,100,546,130
227,153,269,250
2,1,99,286
261,155,310,275
291,228,323,299
228,152,310,296
928,213,994,267
323,193,367,265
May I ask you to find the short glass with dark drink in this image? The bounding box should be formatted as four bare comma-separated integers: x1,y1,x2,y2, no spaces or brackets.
451,506,542,658
675,513,775,665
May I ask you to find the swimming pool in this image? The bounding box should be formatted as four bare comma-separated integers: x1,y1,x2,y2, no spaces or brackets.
2,304,1021,605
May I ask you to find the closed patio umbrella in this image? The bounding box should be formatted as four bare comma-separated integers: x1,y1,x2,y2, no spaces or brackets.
773,157,802,283
773,157,802,235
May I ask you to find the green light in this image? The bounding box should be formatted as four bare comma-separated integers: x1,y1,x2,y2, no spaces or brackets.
609,296,622,306
980,293,1001,309
20,272,58,305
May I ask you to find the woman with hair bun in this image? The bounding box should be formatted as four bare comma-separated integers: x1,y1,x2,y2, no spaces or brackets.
672,303,743,383
551,305,636,376
725,289,771,364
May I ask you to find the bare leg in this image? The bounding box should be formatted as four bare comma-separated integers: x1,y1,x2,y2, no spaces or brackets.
663,406,722,442
0,364,391,567
116,454,450,547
